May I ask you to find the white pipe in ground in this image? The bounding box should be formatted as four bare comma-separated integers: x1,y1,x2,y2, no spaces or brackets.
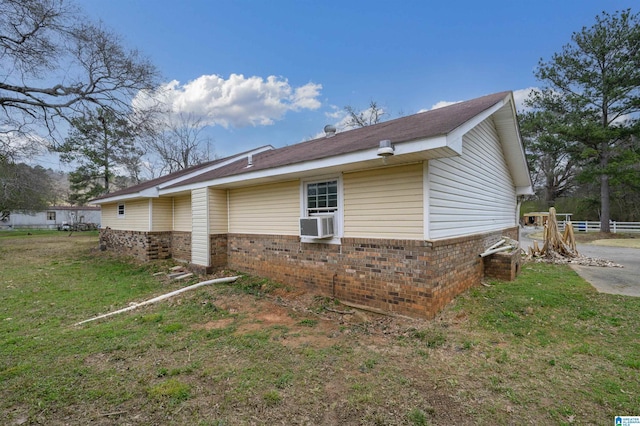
486,238,506,251
75,276,241,326
479,245,513,258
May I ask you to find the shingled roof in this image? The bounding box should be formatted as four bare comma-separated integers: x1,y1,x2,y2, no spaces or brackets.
91,146,272,201
92,91,527,202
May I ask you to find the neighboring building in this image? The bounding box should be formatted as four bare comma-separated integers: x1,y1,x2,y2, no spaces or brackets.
0,206,101,230
92,91,533,318
522,211,573,227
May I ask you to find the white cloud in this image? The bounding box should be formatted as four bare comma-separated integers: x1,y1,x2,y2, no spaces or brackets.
324,105,343,119
428,100,462,111
311,104,387,140
0,128,48,160
415,100,462,113
421,89,542,115
512,87,539,113
140,74,322,128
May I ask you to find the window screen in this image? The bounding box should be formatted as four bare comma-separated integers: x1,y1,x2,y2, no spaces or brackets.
306,180,338,215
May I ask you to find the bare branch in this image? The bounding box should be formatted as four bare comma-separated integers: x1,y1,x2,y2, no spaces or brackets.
0,0,159,152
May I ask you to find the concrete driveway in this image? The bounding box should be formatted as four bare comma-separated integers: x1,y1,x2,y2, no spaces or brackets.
519,229,640,297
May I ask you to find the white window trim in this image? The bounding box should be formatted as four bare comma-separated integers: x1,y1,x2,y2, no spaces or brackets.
117,203,125,218
300,174,343,244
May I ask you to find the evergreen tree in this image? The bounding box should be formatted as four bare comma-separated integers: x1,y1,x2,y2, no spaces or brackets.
57,109,141,204
528,9,640,232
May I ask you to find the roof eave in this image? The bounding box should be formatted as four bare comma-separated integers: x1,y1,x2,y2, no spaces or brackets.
159,134,458,194
89,145,275,204
89,187,159,205
516,185,535,196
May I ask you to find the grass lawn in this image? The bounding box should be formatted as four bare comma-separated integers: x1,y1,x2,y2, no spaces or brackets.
1,232,638,425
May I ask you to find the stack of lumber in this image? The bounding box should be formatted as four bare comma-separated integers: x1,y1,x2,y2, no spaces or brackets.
528,207,578,258
479,236,519,258
527,207,623,268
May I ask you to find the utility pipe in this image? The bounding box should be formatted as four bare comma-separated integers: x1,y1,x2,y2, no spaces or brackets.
486,238,506,251
75,276,241,326
479,245,513,258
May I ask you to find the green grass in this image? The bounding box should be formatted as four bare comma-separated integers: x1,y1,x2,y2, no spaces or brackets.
1,233,639,424
0,228,64,238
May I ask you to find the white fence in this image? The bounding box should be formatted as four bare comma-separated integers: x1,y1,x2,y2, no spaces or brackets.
559,221,640,233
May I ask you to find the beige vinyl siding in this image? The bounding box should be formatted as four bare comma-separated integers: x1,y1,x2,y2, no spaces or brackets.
100,203,119,228
100,199,150,231
343,163,424,239
228,181,299,235
429,118,516,239
209,188,228,234
173,195,192,232
191,188,209,266
151,198,172,231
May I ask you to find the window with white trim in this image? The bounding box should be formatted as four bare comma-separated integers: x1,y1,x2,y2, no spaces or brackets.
301,177,342,243
47,211,56,221
117,203,125,217
306,180,338,216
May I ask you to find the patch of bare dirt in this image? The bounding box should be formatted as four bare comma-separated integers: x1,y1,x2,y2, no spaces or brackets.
191,318,234,330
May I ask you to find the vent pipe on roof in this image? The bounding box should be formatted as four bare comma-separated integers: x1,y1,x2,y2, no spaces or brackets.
377,140,394,165
246,154,253,168
324,124,337,138
377,140,394,157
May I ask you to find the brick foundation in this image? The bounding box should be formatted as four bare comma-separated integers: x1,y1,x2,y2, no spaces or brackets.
227,227,519,319
99,227,520,319
483,248,521,281
172,231,191,263
99,229,172,261
210,234,228,269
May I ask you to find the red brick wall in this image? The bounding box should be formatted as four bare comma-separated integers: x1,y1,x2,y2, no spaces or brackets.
99,229,172,261
172,231,191,263
227,227,519,319
210,234,228,269
483,249,521,281
100,227,519,319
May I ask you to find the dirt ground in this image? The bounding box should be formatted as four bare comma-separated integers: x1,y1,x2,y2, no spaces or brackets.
134,274,477,425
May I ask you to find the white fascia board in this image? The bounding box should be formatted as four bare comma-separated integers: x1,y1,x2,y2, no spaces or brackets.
445,96,507,154
160,135,453,194
516,185,535,196
90,146,275,205
157,145,274,189
89,188,159,205
493,96,534,190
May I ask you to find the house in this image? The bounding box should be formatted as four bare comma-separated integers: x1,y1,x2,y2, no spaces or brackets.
92,91,533,318
0,206,101,230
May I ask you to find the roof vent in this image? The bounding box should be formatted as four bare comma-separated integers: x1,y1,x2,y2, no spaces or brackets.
377,140,394,157
324,124,337,138
246,154,253,168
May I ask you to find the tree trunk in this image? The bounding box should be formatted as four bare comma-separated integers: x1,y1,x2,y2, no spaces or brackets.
599,142,610,233
600,173,610,233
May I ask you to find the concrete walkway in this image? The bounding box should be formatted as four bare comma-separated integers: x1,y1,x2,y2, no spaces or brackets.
519,229,640,297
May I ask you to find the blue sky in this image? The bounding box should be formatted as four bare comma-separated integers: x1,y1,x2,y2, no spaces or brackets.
47,0,637,165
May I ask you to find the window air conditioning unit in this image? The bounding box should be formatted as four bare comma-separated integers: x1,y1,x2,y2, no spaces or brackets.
300,215,334,239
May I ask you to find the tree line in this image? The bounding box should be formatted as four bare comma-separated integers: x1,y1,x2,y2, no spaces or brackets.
521,9,640,231
1,1,639,233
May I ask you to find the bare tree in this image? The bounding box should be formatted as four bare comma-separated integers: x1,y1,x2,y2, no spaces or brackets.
0,161,55,213
519,110,578,206
145,113,214,174
0,0,159,152
343,101,386,129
